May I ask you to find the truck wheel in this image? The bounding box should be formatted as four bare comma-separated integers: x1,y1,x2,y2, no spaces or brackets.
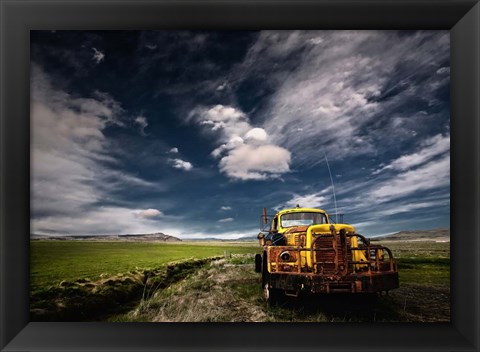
264,283,279,306
261,252,268,287
261,252,282,306
255,254,262,273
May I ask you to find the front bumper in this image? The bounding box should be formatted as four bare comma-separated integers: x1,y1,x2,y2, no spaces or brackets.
269,271,399,293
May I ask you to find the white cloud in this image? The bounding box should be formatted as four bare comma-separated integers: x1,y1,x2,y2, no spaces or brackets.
218,217,234,223
31,65,159,233
211,136,244,158
340,154,450,220
33,206,170,236
192,104,251,141
134,208,163,218
436,67,450,75
92,47,105,64
189,104,291,180
32,204,255,238
313,158,450,234
273,188,330,211
219,144,291,180
170,158,193,171
370,154,450,201
374,198,450,217
216,82,228,91
180,227,259,240
220,206,232,211
372,134,449,174
227,31,450,164
169,147,179,153
245,128,268,142
308,37,324,45
134,115,148,135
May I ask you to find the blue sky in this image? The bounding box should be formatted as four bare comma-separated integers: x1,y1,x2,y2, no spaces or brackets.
30,30,450,239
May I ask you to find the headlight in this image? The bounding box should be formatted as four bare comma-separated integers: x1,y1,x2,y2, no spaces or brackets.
280,251,291,261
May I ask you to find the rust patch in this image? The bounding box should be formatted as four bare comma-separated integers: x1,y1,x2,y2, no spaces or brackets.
265,232,399,294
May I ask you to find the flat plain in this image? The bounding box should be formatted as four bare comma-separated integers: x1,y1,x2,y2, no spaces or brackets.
30,239,450,322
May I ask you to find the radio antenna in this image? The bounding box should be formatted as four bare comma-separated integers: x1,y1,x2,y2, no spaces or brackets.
324,152,338,223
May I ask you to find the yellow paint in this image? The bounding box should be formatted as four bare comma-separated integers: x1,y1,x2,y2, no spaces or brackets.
272,207,329,234
267,207,369,271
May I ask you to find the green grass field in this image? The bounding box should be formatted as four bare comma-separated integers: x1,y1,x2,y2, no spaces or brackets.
385,241,450,286
30,241,259,292
30,239,450,322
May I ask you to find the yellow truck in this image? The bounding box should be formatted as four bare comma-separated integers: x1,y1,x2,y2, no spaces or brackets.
254,206,399,304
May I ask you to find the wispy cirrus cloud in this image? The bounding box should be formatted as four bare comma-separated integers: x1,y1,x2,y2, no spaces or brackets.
273,187,332,211
92,47,105,64
32,206,181,236
272,135,449,234
217,31,450,166
369,154,450,201
218,217,234,223
372,133,450,174
134,115,149,135
30,30,450,238
31,64,162,233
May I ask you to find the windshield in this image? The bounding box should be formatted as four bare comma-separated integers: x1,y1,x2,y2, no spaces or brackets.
280,212,327,228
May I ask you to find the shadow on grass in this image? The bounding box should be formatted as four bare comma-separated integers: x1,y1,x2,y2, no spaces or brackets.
265,292,402,322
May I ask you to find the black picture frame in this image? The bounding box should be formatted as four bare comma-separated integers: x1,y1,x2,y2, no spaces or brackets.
1,0,479,351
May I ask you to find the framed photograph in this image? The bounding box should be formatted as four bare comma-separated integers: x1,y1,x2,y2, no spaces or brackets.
1,0,479,351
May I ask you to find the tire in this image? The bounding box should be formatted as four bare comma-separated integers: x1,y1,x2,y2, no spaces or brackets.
261,252,283,306
264,283,279,306
254,254,262,273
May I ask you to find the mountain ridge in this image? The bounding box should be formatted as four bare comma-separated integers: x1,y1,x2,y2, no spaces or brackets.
370,227,450,242
31,227,450,242
31,232,182,242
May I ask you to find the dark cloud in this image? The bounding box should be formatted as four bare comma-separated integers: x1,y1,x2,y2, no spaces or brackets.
30,30,450,238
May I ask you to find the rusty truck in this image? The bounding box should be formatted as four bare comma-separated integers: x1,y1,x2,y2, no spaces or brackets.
254,206,399,304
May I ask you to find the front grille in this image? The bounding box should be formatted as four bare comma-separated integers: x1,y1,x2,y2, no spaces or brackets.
312,235,352,274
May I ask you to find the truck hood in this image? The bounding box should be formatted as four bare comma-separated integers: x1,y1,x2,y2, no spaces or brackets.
309,223,356,234
281,223,356,235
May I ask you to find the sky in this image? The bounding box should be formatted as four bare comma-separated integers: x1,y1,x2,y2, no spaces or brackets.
30,30,450,239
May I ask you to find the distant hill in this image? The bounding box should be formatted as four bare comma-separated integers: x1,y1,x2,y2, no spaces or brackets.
188,235,258,242
31,232,182,242
234,235,259,242
188,236,257,242
32,228,450,243
370,228,450,242
119,233,182,242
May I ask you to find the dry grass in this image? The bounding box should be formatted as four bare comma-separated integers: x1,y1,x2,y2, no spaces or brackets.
116,257,269,322
30,257,219,321
32,241,450,322
111,244,450,323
